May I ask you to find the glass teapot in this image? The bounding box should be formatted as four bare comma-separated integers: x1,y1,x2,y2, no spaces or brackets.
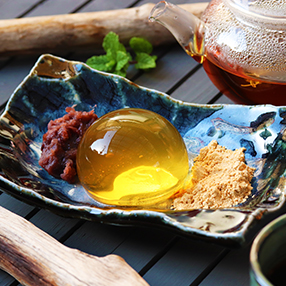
149,0,286,105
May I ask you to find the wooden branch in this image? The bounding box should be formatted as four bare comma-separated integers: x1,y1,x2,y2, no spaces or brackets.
0,206,149,286
0,2,208,56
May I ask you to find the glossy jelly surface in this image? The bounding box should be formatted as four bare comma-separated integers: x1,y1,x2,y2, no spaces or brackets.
77,108,189,207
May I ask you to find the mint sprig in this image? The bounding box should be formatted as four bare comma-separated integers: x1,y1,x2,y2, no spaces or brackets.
86,32,157,77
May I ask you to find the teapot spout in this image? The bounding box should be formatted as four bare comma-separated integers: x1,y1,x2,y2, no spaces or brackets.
149,1,206,61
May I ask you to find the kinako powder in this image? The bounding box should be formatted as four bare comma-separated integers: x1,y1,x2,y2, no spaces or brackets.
173,140,255,210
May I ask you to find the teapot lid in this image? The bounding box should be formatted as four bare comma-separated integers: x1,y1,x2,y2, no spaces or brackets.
226,0,286,18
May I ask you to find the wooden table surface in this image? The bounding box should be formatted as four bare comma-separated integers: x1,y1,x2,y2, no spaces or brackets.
0,0,257,285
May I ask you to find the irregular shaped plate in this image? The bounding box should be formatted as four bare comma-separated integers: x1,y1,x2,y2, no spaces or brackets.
1,54,286,247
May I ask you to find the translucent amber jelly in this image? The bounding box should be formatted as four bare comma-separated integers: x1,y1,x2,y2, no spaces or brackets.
77,108,189,207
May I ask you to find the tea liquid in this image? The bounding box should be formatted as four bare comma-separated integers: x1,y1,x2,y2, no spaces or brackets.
202,58,286,105
265,259,286,286
195,0,286,105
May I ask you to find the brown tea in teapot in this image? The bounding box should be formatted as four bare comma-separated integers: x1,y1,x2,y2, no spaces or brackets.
199,0,286,105
202,58,286,105
150,0,286,105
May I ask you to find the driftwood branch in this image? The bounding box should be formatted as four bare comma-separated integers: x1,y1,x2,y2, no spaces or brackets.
0,2,208,56
0,206,148,286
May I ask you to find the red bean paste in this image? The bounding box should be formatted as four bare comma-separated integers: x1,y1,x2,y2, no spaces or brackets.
39,107,98,183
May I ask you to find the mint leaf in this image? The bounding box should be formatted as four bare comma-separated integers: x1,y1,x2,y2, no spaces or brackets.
135,53,157,70
86,32,157,77
115,51,130,71
103,32,126,60
116,52,131,77
86,53,115,72
129,37,153,54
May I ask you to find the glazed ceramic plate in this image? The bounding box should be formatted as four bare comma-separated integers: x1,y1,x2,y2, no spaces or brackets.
1,54,286,247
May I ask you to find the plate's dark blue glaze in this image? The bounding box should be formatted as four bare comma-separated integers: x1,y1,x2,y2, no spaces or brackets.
1,54,286,247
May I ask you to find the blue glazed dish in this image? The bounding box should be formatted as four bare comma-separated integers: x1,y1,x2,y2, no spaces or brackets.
1,54,286,247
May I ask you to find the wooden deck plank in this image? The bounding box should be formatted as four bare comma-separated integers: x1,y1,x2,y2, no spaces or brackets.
142,237,225,286
134,44,198,93
112,227,176,273
0,192,35,217
29,209,80,240
215,95,235,104
78,0,137,12
25,0,88,17
0,55,39,105
170,65,220,104
0,274,15,285
199,245,251,286
63,221,131,257
0,0,40,19
136,0,209,6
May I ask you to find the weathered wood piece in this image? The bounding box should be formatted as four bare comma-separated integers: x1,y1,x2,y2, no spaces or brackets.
0,206,149,286
0,2,208,56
